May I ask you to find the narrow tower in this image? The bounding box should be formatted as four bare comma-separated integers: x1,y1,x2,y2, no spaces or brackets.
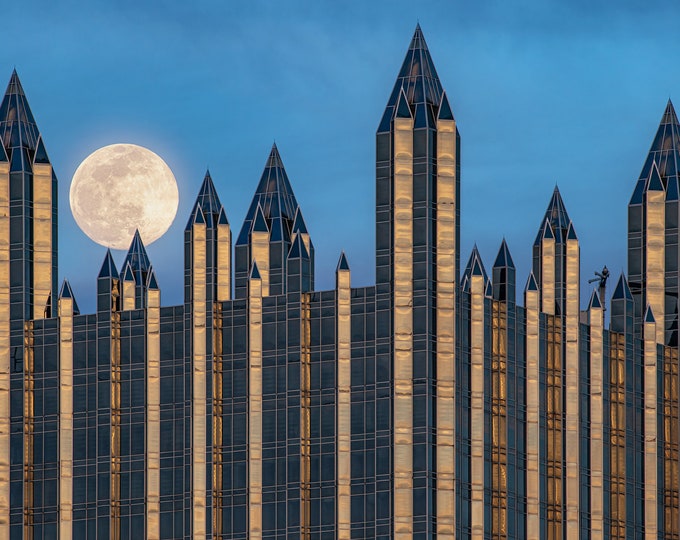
628,100,680,345
531,189,581,537
532,186,572,315
184,170,231,305
376,25,460,537
0,70,58,537
235,144,314,298
122,230,152,309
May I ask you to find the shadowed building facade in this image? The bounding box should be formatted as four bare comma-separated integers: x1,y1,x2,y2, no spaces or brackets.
4,25,680,540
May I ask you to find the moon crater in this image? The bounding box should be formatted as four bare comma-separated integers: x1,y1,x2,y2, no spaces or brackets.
70,143,179,250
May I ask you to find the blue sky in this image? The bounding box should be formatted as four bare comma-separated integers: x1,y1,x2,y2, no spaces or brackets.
4,1,680,313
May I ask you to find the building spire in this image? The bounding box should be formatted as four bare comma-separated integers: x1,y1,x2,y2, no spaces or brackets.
612,273,632,300
533,186,571,246
492,239,516,303
58,279,80,315
189,169,223,224
379,24,446,132
336,251,350,272
234,144,314,298
0,70,42,163
123,229,151,282
236,144,301,246
463,245,488,283
97,249,119,279
630,99,680,204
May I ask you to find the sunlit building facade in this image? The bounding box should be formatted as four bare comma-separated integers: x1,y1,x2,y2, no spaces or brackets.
1,24,680,539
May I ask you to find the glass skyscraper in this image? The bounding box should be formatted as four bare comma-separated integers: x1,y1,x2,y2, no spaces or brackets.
1,24,679,539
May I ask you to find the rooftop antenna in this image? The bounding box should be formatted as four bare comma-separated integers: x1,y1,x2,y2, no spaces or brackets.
588,265,610,312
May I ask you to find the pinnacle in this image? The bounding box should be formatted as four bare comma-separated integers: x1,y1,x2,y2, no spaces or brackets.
611,273,632,301
525,272,539,292
437,91,454,121
121,261,135,282
0,69,42,158
396,87,412,119
631,99,680,204
566,221,578,241
186,170,222,230
534,188,571,246
336,251,350,272
493,239,514,269
542,219,554,240
663,99,678,125
267,143,284,168
146,267,159,290
588,289,602,310
646,160,665,192
6,70,25,97
464,245,488,281
192,203,206,225
379,23,446,132
287,233,309,260
252,204,269,233
236,144,303,246
644,304,656,324
217,205,229,226
195,169,222,214
250,260,261,280
58,279,80,315
292,208,308,235
97,249,119,279
123,229,151,276
59,279,74,299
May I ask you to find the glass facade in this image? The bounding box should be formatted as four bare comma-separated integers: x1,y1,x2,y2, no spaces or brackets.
4,23,680,540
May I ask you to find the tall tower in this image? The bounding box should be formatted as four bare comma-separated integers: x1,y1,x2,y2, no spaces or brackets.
0,71,58,537
183,171,231,538
234,144,313,298
628,100,680,345
376,25,459,537
532,186,572,315
531,188,581,537
184,170,231,305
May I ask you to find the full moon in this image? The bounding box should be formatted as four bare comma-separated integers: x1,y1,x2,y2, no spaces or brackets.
70,143,179,250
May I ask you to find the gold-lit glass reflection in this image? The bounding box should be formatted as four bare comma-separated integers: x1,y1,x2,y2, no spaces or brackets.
217,219,231,302
393,114,413,538
248,270,263,539
111,309,121,539
540,228,555,316
546,314,563,540
565,233,580,537
589,298,604,539
23,322,35,534
525,280,540,539
645,188,665,345
609,333,626,539
58,293,74,538
436,113,457,538
663,346,679,539
251,228,269,298
33,163,52,320
644,315,658,538
300,293,311,539
0,162,9,536
213,305,224,538
470,273,485,536
336,264,351,539
146,285,161,539
491,300,507,539
122,269,136,311
192,222,207,539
